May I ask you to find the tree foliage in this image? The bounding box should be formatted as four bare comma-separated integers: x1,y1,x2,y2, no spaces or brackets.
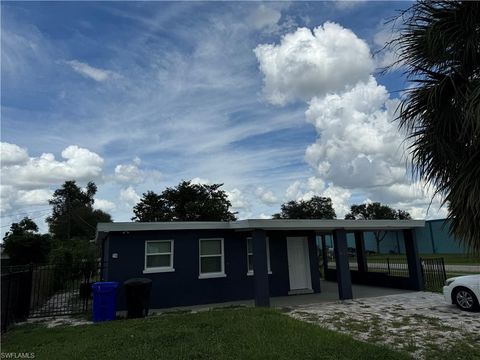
345,203,411,253
2,217,52,265
390,1,480,254
46,180,112,240
345,203,411,221
132,180,237,222
273,196,336,219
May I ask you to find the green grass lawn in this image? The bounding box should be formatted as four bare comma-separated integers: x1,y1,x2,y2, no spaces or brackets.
1,308,411,360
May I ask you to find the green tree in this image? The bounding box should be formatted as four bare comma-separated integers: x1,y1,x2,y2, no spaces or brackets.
273,196,336,219
345,203,411,254
2,217,52,265
46,180,112,240
132,180,237,222
391,1,480,254
132,191,172,222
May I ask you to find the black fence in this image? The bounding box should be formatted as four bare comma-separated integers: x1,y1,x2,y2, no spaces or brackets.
1,261,105,333
366,257,409,277
421,257,447,292
324,256,447,292
327,257,410,278
1,269,32,333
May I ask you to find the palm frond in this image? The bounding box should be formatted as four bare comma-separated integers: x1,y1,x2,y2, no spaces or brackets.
390,1,480,254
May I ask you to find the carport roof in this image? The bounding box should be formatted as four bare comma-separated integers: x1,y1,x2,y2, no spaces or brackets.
97,219,425,234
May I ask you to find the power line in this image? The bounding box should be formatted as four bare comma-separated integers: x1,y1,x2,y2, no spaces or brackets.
0,211,51,229
74,213,96,230
0,208,52,219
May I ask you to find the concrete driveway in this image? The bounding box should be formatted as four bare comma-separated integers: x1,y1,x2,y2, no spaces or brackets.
288,291,480,359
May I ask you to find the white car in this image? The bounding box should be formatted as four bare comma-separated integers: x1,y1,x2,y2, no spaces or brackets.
443,274,480,311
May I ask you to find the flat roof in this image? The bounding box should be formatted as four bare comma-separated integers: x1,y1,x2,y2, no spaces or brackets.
97,219,425,234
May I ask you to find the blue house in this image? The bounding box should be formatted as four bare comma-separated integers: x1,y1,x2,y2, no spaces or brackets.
96,219,425,310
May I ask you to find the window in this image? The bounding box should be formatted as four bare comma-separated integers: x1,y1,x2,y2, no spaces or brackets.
144,240,174,273
246,237,272,275
199,238,225,279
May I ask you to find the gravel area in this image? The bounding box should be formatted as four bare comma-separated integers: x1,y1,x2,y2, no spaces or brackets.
288,292,480,359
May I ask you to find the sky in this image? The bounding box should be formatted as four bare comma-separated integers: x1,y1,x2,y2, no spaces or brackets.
0,1,448,236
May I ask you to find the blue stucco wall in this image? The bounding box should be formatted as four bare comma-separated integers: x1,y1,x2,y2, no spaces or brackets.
104,229,319,310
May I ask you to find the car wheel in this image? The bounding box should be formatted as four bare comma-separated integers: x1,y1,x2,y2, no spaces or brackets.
453,287,479,311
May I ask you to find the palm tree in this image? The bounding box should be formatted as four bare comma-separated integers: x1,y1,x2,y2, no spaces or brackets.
391,1,480,254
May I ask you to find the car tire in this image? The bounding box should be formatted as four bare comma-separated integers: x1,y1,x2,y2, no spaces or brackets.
452,287,480,312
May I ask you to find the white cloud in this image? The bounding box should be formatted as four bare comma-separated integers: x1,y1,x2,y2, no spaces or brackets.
0,142,106,233
114,158,162,184
254,22,374,105
0,142,29,166
65,60,119,82
249,4,281,29
190,177,211,185
256,23,446,220
285,177,326,201
16,189,52,206
0,185,17,214
255,187,278,205
120,186,141,207
304,77,407,189
115,163,143,184
93,198,116,212
258,213,272,219
226,188,249,209
1,144,104,190
322,184,352,218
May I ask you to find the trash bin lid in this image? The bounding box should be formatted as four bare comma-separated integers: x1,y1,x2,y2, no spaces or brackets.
124,278,152,286
92,281,119,291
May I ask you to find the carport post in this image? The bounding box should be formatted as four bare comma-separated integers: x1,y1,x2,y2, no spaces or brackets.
333,229,353,300
252,228,270,307
404,229,424,291
354,231,368,273
321,234,329,276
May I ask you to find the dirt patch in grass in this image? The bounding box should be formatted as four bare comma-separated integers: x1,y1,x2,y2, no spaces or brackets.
289,292,480,360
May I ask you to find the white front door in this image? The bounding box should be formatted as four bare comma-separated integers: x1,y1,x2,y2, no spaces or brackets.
286,237,312,291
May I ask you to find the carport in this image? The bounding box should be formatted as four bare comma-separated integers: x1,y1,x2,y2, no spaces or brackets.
241,219,425,306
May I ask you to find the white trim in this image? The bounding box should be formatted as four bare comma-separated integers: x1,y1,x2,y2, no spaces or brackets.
98,219,425,233
198,238,225,278
144,240,174,272
246,237,272,275
246,270,272,276
198,273,227,279
143,268,175,274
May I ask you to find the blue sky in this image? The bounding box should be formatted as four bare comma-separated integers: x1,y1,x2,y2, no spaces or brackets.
1,1,447,235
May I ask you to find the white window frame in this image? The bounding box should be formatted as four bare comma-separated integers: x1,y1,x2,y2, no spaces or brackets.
198,238,226,279
246,237,272,276
143,240,175,274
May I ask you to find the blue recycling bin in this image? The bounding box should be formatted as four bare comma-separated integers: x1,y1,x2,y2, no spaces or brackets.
91,282,119,322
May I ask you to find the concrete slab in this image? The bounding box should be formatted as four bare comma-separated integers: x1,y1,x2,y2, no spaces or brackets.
146,281,414,314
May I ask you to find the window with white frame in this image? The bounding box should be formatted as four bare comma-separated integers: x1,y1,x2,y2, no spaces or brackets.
199,238,225,278
246,237,271,275
144,240,174,273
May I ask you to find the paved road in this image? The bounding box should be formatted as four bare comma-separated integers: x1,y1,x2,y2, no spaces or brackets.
328,262,480,273
444,264,480,273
